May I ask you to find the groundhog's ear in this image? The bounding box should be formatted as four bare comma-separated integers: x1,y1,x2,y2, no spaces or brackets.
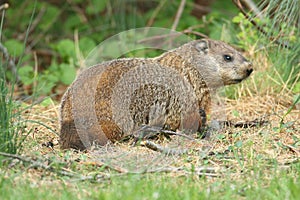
195,39,210,54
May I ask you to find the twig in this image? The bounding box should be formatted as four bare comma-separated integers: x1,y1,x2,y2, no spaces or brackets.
282,143,300,157
240,0,261,18
232,0,267,34
160,129,195,140
232,0,291,49
221,118,269,128
80,161,128,173
71,173,111,182
141,140,189,155
171,0,186,31
183,29,208,38
146,166,221,174
279,158,300,166
0,152,31,162
0,151,223,182
76,166,222,182
0,152,76,177
133,125,196,144
134,166,223,178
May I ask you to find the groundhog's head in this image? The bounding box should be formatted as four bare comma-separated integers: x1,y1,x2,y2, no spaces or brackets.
189,39,253,88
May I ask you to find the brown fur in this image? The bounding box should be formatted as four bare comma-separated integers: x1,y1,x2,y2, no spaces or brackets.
59,39,253,150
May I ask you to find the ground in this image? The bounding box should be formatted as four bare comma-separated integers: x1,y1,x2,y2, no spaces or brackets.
1,70,299,199
21,88,300,178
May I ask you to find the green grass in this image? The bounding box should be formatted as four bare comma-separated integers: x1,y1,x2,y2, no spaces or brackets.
0,163,299,200
0,69,28,154
0,1,299,200
0,1,34,155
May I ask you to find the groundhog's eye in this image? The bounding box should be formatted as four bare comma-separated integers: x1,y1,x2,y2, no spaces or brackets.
223,55,233,62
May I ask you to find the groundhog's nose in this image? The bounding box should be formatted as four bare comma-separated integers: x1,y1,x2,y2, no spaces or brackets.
246,68,253,76
246,62,253,76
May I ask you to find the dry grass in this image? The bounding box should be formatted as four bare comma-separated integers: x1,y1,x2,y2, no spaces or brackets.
20,86,299,181
12,48,299,188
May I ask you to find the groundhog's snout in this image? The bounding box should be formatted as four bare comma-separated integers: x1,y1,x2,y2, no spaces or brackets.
246,65,253,76
245,61,253,77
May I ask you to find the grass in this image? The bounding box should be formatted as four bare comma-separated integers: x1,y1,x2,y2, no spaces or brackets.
0,38,299,200
0,1,299,199
0,162,299,200
0,67,29,154
0,81,298,199
0,1,34,155
1,44,299,200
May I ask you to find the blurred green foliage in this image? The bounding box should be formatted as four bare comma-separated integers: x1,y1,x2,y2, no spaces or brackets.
1,0,237,97
1,0,299,98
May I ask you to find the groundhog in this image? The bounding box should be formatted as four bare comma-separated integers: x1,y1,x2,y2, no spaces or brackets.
59,39,253,150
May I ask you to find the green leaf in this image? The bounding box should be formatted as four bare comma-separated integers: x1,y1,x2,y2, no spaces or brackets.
45,73,60,83
293,83,300,93
37,78,56,94
4,39,24,57
40,97,54,107
232,110,240,117
64,14,82,30
18,65,34,85
48,61,59,72
39,4,59,31
232,13,244,23
59,63,76,85
54,39,76,61
86,0,108,15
